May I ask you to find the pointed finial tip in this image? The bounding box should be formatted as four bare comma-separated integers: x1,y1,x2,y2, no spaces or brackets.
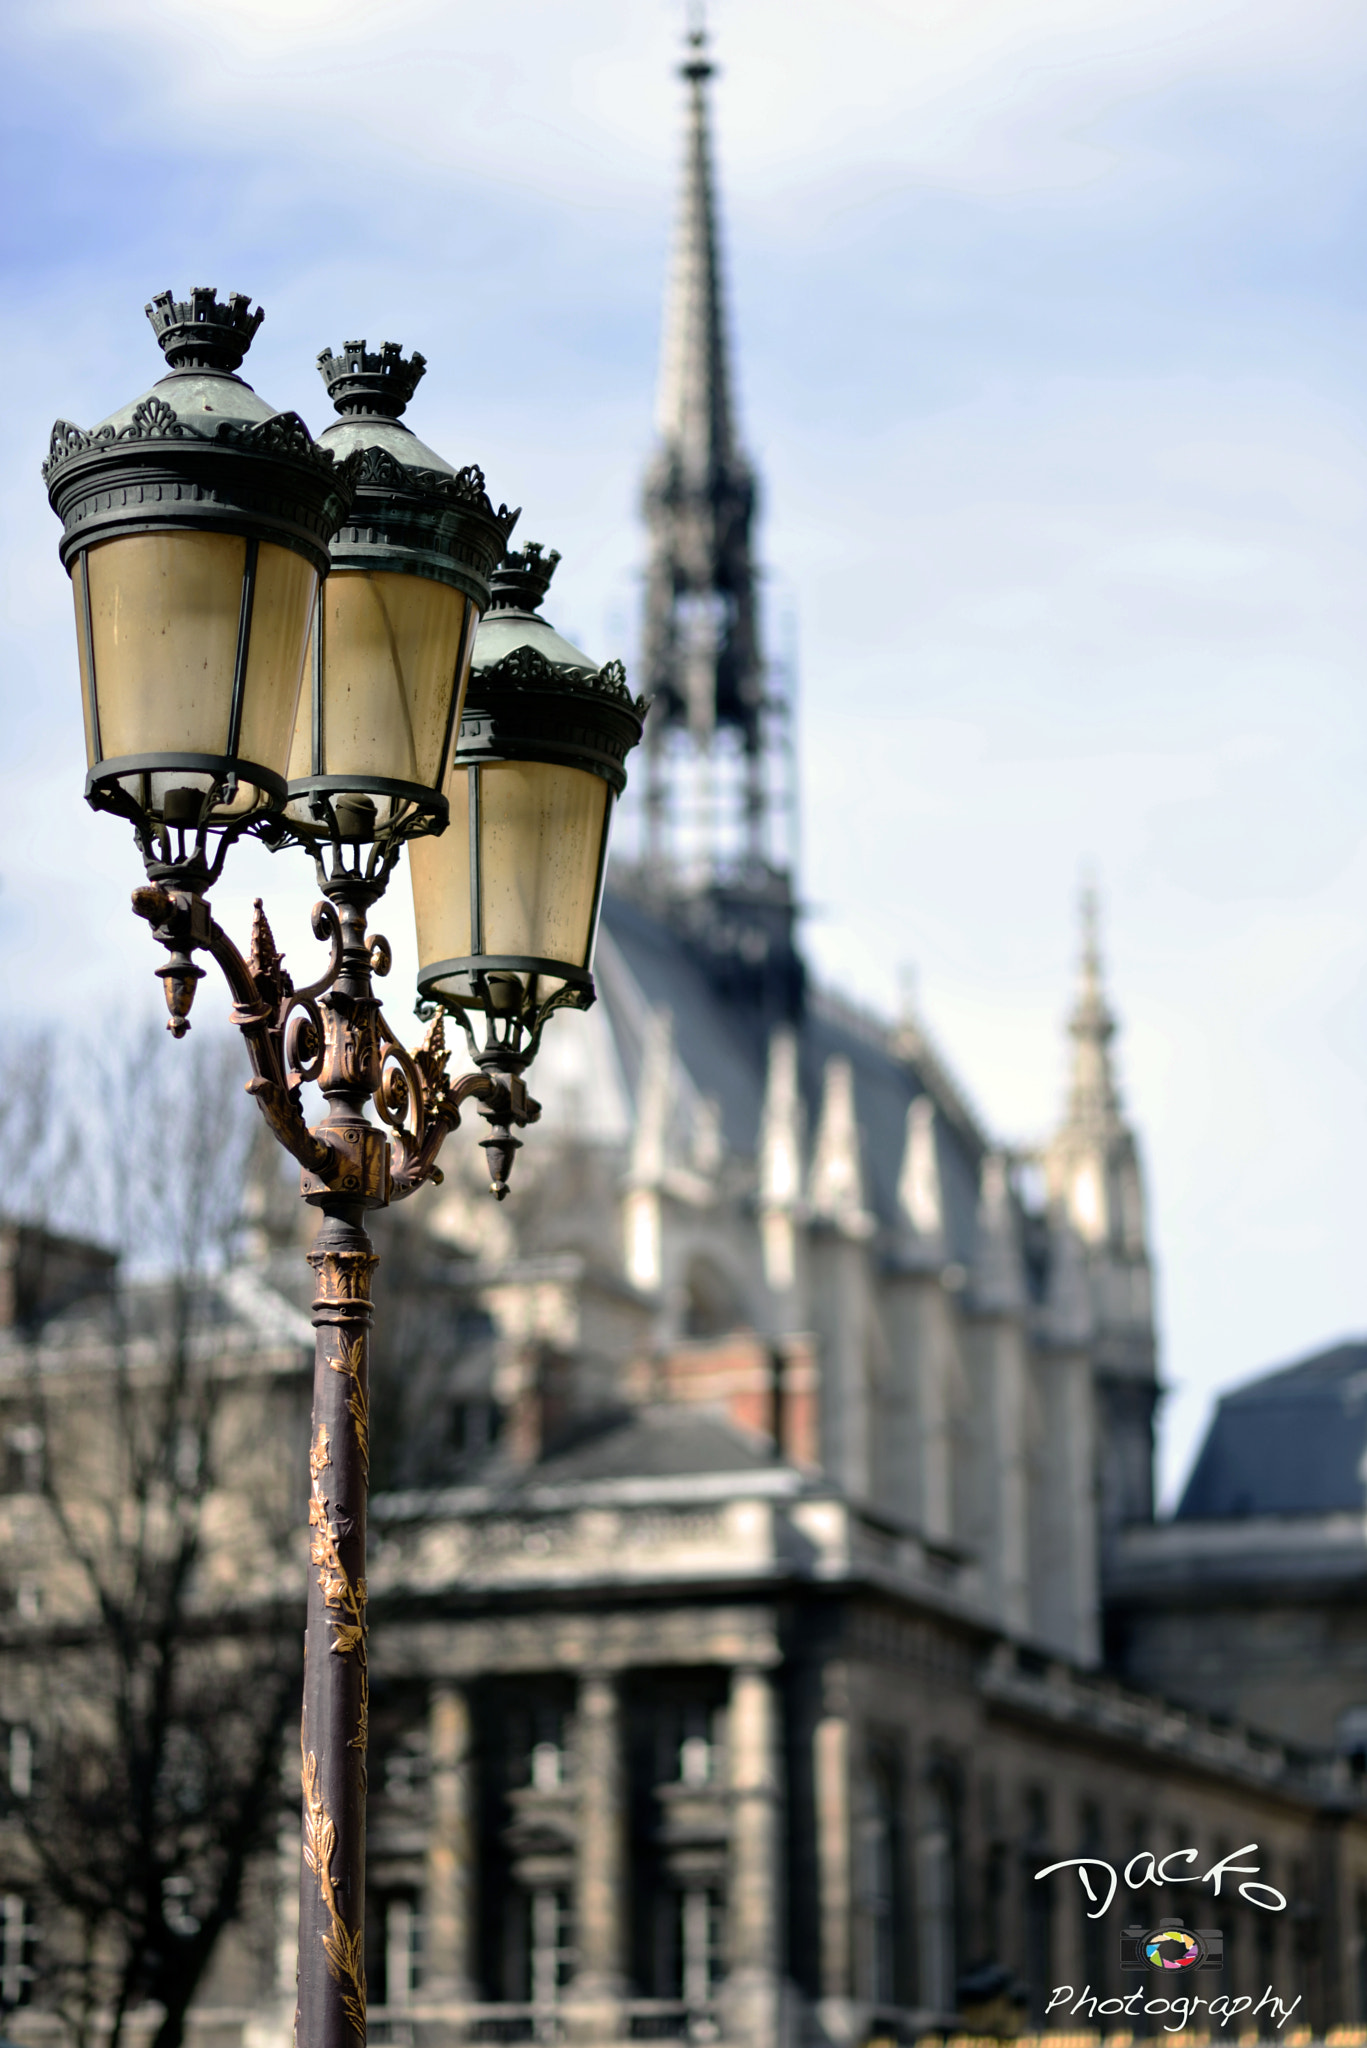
1078,866,1102,967
681,0,714,78
1066,867,1117,1054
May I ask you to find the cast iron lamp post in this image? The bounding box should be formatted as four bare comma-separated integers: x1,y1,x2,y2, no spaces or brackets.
42,288,644,2048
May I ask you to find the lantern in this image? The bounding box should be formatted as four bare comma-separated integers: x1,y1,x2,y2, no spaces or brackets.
284,342,517,854
43,287,353,865
410,544,645,1059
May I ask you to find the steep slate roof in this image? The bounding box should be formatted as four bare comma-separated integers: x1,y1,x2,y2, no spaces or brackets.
530,1404,778,1484
801,992,984,1265
597,888,986,1265
598,892,767,1156
1177,1340,1367,1519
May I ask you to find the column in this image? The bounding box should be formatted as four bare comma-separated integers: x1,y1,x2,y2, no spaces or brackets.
722,1665,783,2048
386,1898,415,2009
568,1671,626,2036
814,1702,852,2022
423,1682,474,2001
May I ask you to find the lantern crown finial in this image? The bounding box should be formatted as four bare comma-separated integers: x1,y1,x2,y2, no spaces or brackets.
487,543,562,617
317,340,427,419
145,287,264,372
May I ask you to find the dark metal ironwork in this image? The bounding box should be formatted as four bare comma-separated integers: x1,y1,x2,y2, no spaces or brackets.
122,652,544,2048
130,860,538,2048
43,295,637,2048
283,343,519,859
415,544,647,1067
43,288,358,877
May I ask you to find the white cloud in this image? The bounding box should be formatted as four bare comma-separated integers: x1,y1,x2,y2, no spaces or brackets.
18,0,1367,203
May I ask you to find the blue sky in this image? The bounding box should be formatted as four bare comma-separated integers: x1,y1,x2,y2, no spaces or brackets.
4,0,1367,1501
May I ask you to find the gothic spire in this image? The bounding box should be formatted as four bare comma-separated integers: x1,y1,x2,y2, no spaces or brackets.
654,24,739,499
1045,881,1148,1260
1044,881,1159,1534
640,17,766,868
1061,882,1123,1138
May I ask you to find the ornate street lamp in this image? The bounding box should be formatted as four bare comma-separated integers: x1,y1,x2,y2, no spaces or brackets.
42,290,643,2048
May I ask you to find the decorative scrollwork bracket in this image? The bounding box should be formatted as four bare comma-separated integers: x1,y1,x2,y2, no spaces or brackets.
131,880,539,1204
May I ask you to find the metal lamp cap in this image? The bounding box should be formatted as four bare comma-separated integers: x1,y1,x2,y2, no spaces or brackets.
145,287,264,373
317,340,427,419
487,543,562,617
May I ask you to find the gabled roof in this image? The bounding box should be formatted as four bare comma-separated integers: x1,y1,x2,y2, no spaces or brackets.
599,891,765,1155
1177,1340,1367,1519
598,885,986,1262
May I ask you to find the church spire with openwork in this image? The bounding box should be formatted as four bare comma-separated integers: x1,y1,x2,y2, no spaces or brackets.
1062,884,1124,1141
1044,882,1159,1533
1046,884,1146,1255
639,16,770,877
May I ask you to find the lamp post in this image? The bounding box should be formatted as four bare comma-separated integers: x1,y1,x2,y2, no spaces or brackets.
42,289,644,2048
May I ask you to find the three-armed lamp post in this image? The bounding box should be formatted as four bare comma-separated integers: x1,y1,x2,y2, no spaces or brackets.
43,288,644,2048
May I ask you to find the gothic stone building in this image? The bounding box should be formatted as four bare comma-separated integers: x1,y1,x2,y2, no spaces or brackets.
1108,1338,1367,1770
8,27,1367,2048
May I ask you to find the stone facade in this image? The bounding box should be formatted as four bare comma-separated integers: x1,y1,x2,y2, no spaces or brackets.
1105,1340,1367,1762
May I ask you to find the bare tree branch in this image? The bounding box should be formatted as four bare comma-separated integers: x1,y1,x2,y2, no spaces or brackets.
0,1022,307,2048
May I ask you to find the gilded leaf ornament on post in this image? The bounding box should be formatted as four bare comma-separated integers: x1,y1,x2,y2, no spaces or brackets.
300,1746,366,2042
307,1424,369,1751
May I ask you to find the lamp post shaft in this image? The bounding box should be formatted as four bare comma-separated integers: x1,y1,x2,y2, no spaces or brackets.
298,1200,376,2048
296,877,386,2048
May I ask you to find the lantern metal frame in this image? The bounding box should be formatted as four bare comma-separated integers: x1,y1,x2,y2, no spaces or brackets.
43,290,357,893
283,343,519,881
416,635,647,1071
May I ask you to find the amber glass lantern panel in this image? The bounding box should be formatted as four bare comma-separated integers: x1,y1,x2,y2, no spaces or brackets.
478,760,608,965
410,758,611,1005
286,571,473,833
78,531,315,819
